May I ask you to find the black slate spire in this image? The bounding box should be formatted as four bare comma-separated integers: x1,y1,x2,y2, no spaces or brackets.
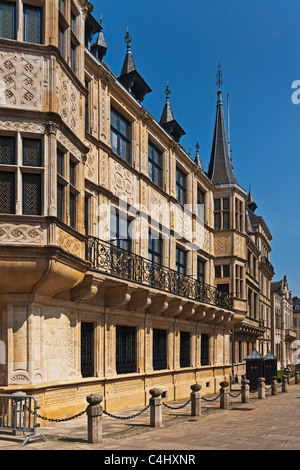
160,83,185,143
207,63,238,186
90,17,107,61
118,30,151,103
246,185,258,213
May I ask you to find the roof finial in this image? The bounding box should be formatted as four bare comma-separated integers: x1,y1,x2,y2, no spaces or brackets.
216,61,223,90
165,82,171,101
195,139,200,157
125,28,132,51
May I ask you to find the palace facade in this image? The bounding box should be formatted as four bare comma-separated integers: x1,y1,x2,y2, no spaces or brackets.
0,0,281,419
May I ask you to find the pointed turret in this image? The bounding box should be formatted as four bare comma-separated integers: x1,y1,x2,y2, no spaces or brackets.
118,30,151,103
91,17,107,61
160,84,185,143
194,139,203,170
246,185,258,213
207,63,238,186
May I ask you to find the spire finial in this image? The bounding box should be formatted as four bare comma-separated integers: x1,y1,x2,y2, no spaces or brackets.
216,61,223,90
165,82,171,101
195,139,200,156
125,29,132,51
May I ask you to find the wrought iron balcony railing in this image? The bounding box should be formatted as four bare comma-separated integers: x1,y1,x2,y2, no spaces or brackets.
86,236,233,311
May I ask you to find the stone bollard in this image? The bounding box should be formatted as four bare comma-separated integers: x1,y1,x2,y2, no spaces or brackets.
220,381,229,409
257,377,265,399
271,376,278,395
149,388,163,427
241,378,250,403
282,375,288,393
295,371,300,384
190,384,202,417
86,394,103,444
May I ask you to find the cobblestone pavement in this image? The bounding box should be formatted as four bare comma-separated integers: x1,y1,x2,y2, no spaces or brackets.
1,380,300,452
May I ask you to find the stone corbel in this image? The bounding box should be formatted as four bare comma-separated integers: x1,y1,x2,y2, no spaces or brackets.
146,295,169,315
129,290,152,311
105,286,131,308
161,298,183,317
191,305,207,321
73,274,99,302
177,301,196,319
204,307,218,322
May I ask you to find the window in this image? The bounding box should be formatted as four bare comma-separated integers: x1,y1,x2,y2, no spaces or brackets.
110,108,131,163
70,41,76,72
214,197,230,230
23,138,42,167
56,147,78,227
84,194,91,235
0,171,15,214
215,266,221,278
235,265,243,298
180,331,190,368
201,334,209,366
81,322,94,378
58,0,64,15
58,24,65,55
176,167,186,204
22,173,41,215
215,264,230,278
176,247,186,275
0,136,15,164
217,284,229,294
148,142,162,187
116,325,136,374
85,79,90,132
235,198,243,231
148,231,163,265
110,210,131,252
197,258,205,284
153,329,167,370
197,187,205,221
23,5,42,44
0,1,16,40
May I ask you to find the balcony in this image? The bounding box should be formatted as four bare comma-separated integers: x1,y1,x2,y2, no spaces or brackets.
259,256,275,278
86,236,233,311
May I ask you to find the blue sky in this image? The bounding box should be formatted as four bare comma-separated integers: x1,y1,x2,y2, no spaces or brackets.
91,0,300,296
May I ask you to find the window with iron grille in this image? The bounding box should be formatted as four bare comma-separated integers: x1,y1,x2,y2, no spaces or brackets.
180,331,190,368
116,325,136,374
0,0,16,40
22,173,42,215
23,5,42,44
0,171,15,214
110,209,132,252
23,138,42,167
201,333,209,366
153,329,167,370
81,322,94,378
0,136,15,165
110,108,131,164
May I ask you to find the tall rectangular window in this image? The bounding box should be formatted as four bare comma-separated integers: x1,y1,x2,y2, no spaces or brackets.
57,182,64,221
222,198,230,229
23,138,42,166
0,1,16,40
110,108,131,164
70,41,76,71
22,173,42,215
116,325,136,374
176,167,186,204
153,329,167,370
148,142,162,187
201,334,209,366
0,136,15,164
58,24,64,55
0,171,15,213
176,247,186,276
197,258,205,284
69,191,76,228
81,322,94,378
110,210,131,252
180,331,190,368
214,197,230,230
148,232,162,265
197,187,205,221
84,195,90,235
23,5,42,44
235,198,243,231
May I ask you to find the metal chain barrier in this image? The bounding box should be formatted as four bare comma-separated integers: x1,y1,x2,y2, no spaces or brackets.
103,404,150,420
201,393,221,402
249,389,257,393
27,407,88,423
228,390,242,398
162,398,191,409
265,385,272,391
